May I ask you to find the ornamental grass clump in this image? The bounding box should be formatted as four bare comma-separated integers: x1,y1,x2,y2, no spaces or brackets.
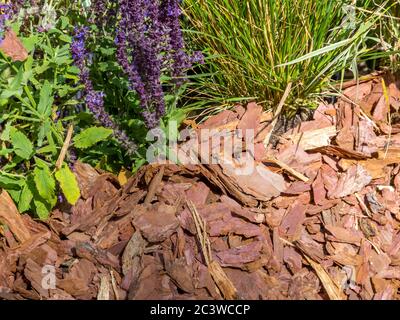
184,0,395,114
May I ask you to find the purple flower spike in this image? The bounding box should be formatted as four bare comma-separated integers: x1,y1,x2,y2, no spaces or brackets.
0,4,12,45
115,0,203,129
71,26,137,156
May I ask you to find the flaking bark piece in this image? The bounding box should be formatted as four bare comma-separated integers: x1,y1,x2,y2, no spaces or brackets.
0,29,28,61
0,190,31,243
132,204,179,243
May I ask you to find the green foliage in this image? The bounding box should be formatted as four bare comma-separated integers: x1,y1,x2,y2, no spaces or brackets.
0,1,199,219
0,14,84,218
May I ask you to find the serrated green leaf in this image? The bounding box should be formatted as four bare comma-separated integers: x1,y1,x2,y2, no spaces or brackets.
33,198,51,220
55,164,80,205
8,189,21,204
74,127,113,149
0,172,24,189
18,181,33,213
33,164,55,202
0,123,11,141
10,128,34,159
37,81,53,117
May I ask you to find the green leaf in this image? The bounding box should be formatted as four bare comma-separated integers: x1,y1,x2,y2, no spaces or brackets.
37,120,51,147
33,198,51,220
74,127,113,149
33,163,55,202
8,189,21,204
59,34,72,43
34,62,50,75
24,56,34,72
276,39,352,67
37,81,53,117
21,35,39,53
0,123,11,141
0,172,24,189
1,67,24,99
100,47,116,56
18,181,33,213
67,65,80,75
10,128,34,160
55,164,80,205
0,98,8,109
0,148,13,156
10,22,21,35
60,16,70,30
62,99,79,106
37,144,57,155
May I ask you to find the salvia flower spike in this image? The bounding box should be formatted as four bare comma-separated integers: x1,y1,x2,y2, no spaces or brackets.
71,26,137,156
115,0,203,129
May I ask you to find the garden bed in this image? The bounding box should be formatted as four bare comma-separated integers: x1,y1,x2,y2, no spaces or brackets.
1,72,400,300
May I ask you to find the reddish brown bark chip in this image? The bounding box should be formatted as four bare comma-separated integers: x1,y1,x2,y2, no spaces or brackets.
220,195,264,223
312,171,327,205
237,102,263,133
133,204,180,242
186,182,210,206
328,165,372,199
0,190,31,243
214,241,264,268
198,110,238,129
279,203,306,241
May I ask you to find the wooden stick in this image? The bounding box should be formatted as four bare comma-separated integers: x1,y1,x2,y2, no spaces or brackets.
186,200,237,300
263,82,293,148
332,71,383,90
56,124,74,170
263,156,309,182
355,192,372,217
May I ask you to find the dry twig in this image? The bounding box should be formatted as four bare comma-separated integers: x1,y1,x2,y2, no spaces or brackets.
186,200,238,300
263,82,293,148
55,124,74,170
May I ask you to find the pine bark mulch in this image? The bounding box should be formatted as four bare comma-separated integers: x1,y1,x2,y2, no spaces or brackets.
1,72,400,300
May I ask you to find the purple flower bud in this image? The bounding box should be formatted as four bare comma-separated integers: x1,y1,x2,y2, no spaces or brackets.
57,193,64,204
